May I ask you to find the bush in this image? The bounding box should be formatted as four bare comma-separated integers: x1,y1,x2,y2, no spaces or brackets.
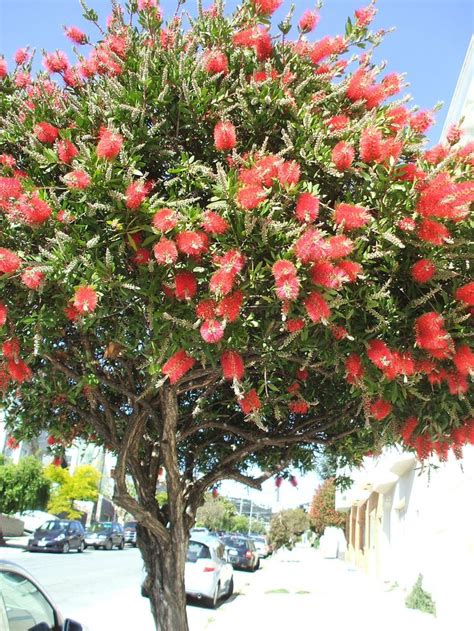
405,574,436,617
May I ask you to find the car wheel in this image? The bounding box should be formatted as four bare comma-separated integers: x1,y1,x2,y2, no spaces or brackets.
104,539,113,551
133,542,137,548
118,539,125,550
207,583,220,609
94,545,99,550
226,577,234,599
77,541,85,553
62,542,70,554
255,559,260,570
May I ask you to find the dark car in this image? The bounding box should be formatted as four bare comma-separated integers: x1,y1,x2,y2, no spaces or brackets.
0,559,83,630
84,522,125,550
27,519,85,554
123,520,137,546
222,535,260,571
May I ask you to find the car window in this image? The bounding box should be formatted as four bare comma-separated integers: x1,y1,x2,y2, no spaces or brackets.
0,569,56,631
39,520,70,531
124,522,136,529
187,541,211,562
223,537,247,549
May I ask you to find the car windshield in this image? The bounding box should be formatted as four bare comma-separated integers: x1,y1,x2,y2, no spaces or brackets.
39,520,70,531
187,541,211,562
124,522,136,529
88,523,112,532
223,536,248,549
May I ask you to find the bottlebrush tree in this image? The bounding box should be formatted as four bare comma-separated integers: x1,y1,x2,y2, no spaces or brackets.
0,0,473,628
309,478,346,536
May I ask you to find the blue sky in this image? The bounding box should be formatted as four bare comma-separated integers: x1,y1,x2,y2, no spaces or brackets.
0,0,472,143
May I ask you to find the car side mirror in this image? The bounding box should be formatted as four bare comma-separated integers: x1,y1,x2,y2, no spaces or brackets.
63,619,83,631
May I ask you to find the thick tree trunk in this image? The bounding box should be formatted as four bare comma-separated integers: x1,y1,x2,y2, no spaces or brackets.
138,523,189,631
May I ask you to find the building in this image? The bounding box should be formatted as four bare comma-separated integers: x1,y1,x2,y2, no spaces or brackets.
440,35,474,142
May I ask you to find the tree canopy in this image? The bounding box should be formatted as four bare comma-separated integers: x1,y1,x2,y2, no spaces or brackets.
44,463,100,518
0,456,50,515
269,507,309,550
0,0,472,628
309,477,346,536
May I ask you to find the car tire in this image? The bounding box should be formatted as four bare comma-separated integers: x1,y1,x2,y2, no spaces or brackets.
226,577,234,599
62,542,70,554
207,583,220,609
104,539,113,551
94,545,99,550
133,542,137,548
77,541,85,553
118,539,125,550
255,559,260,570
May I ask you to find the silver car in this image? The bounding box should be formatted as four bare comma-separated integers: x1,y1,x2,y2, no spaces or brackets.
185,535,234,608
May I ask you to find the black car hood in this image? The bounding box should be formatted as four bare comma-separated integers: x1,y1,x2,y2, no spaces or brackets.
33,528,66,540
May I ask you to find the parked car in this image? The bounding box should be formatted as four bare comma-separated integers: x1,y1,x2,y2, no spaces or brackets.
190,527,209,536
251,535,271,558
123,520,137,546
0,559,83,630
27,519,85,554
222,535,260,571
185,535,234,608
84,522,125,550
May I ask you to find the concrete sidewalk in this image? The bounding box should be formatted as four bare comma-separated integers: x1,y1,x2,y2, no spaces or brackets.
204,545,444,631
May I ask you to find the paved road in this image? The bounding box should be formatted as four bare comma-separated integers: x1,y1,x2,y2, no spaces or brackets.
0,544,444,631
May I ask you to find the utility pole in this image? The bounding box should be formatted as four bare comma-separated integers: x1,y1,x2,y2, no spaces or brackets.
248,498,253,535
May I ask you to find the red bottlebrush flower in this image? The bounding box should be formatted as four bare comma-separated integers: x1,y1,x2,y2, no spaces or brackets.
275,276,300,301
210,269,235,296
331,325,348,340
74,286,98,314
328,115,350,132
355,5,377,27
336,260,362,282
397,216,416,232
200,318,224,343
2,338,20,359
43,51,69,74
239,389,261,415
162,349,196,384
236,185,267,210
294,229,329,263
221,350,245,381
453,345,474,376
18,194,52,225
289,401,309,414
14,48,30,65
201,210,229,235
367,339,393,370
153,238,178,265
217,290,243,322
0,154,16,168
386,106,409,132
175,271,198,301
138,0,160,10
446,371,468,396
359,126,383,162
332,142,355,171
295,193,319,223
299,10,319,33
382,73,402,97
65,26,87,44
304,291,331,323
417,218,450,245
131,248,151,265
97,129,123,160
286,318,305,333
326,236,354,260
0,248,21,274
310,35,345,65
275,475,283,488
415,312,451,354
272,260,297,281
287,381,300,394
410,111,435,134
176,231,209,257
370,398,393,421
397,163,426,183
334,203,371,231
0,303,7,326
296,368,308,381
455,282,474,306
446,124,462,145
0,58,7,78
400,416,418,444
345,353,364,384
8,358,32,383
215,249,246,274
252,0,282,15
203,49,228,75
424,144,449,165
21,267,44,289
214,120,237,152
416,172,473,221
277,160,300,187
6,436,19,449
152,208,178,232
233,27,273,61
196,299,217,320
47,435,57,446
310,260,343,289
126,181,149,210
64,304,80,321
34,122,59,144
57,140,78,164
411,259,436,283
64,170,91,189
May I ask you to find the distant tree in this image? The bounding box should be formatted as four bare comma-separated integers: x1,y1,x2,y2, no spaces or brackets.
309,478,346,535
269,508,309,550
44,464,100,518
196,494,235,531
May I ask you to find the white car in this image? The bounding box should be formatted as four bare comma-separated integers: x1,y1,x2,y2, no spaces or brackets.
252,535,270,558
185,535,234,608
